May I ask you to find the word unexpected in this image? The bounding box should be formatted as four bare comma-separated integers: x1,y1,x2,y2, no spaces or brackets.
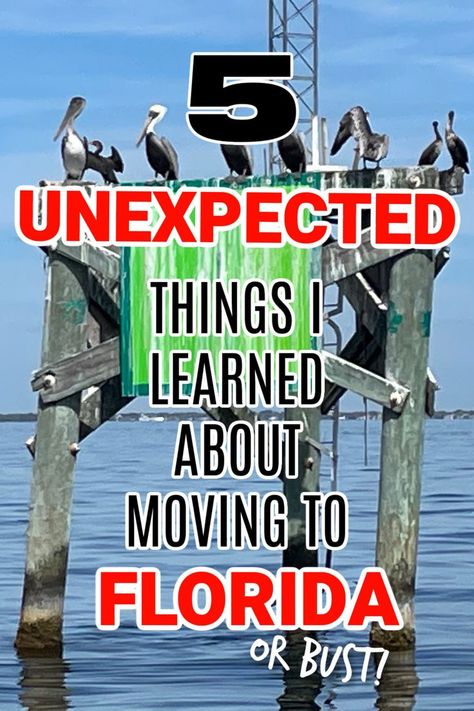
16,186,459,248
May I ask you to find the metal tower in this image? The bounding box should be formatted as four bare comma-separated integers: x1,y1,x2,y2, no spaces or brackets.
268,1,341,552
268,0,318,169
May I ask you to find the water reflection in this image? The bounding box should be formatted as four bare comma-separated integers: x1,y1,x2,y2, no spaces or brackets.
277,632,419,711
278,631,323,710
17,654,71,711
375,649,419,711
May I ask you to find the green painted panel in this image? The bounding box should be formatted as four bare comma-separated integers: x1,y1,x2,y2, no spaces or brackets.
120,174,321,396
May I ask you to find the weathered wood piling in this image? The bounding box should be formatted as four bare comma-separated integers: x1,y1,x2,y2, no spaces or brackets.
16,253,88,654
372,250,435,649
15,166,463,654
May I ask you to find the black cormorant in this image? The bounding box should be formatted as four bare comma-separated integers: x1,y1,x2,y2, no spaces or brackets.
220,144,253,178
278,132,306,173
418,121,443,166
86,140,124,184
445,110,469,174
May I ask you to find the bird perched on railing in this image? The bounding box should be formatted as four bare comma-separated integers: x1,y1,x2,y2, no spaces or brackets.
445,110,469,174
331,106,389,169
220,144,253,181
85,140,124,184
53,96,88,181
418,121,443,166
278,131,306,175
136,104,179,180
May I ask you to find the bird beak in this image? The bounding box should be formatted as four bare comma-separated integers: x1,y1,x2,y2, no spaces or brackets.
53,100,83,141
136,115,153,147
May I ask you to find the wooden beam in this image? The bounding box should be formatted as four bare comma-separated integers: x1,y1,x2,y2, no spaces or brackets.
322,328,380,414
52,242,119,282
340,271,387,341
79,376,133,441
31,337,120,403
439,167,464,195
319,165,463,194
25,377,133,455
321,350,409,412
322,231,406,285
78,302,131,441
87,270,120,325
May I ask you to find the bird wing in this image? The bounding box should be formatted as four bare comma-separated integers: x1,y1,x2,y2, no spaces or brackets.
161,137,179,179
220,144,252,175
278,132,306,172
220,144,233,172
242,145,253,174
294,132,307,170
61,135,67,166
418,140,440,166
330,111,353,155
111,146,124,173
454,135,469,165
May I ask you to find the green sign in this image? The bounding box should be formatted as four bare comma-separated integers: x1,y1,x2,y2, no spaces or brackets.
120,175,321,397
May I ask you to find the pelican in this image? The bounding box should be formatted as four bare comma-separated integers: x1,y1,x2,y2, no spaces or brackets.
86,140,124,185
418,121,443,166
136,104,179,180
331,106,389,169
278,132,306,174
220,144,252,179
330,110,353,157
445,110,469,174
53,97,87,180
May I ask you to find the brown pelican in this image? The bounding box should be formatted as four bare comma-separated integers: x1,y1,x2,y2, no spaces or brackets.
330,111,353,157
278,132,306,174
53,97,87,180
445,110,469,174
136,104,179,180
220,144,252,179
331,106,389,169
86,140,124,184
418,121,443,166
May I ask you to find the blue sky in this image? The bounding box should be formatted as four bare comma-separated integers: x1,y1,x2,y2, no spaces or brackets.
0,0,473,410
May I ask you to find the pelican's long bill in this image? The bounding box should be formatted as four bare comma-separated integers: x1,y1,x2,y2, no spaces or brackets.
53,96,86,141
136,115,154,147
136,104,167,147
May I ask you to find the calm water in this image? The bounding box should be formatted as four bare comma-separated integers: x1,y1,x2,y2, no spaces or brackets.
0,419,473,710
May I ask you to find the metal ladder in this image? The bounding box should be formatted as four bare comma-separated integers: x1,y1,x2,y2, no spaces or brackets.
322,285,343,567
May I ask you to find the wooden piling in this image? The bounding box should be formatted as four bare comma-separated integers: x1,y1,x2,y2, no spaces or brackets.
372,251,435,649
15,168,461,652
16,252,88,655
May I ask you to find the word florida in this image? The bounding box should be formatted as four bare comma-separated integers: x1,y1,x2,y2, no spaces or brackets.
17,185,459,248
96,566,403,632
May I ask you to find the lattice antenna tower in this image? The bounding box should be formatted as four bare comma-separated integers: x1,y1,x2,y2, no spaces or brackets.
268,0,319,172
